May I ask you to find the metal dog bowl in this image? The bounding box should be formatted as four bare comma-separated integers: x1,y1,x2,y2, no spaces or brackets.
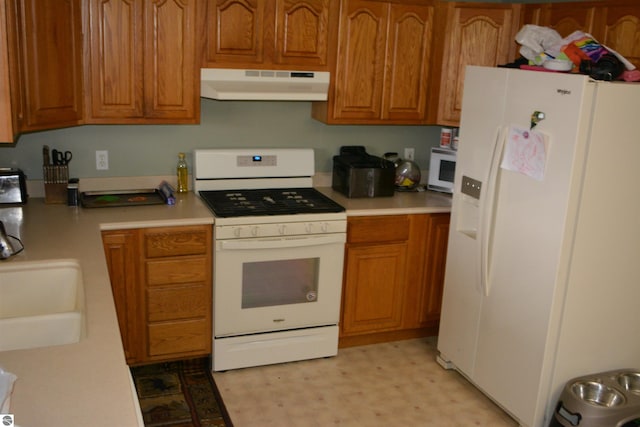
617,373,640,394
571,381,626,407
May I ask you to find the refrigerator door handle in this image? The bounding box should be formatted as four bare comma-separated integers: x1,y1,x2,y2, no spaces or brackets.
479,126,506,296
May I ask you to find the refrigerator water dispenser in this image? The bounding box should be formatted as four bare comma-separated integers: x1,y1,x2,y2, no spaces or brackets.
456,175,482,239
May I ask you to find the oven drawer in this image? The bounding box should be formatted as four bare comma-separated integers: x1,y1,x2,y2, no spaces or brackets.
148,319,210,356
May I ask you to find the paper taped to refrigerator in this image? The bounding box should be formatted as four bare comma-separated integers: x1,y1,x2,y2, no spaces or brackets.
501,125,548,181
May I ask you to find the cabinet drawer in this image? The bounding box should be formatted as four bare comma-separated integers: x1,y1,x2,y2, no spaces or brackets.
145,257,208,286
147,285,210,322
147,319,210,356
347,215,410,244
143,226,210,258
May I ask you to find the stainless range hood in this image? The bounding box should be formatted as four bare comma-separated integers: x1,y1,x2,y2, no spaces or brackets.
200,69,330,101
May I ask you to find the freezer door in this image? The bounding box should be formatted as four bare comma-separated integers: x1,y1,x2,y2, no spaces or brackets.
472,69,592,426
437,66,510,375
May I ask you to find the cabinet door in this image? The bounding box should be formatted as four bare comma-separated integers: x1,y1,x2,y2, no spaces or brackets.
87,0,144,119
144,0,198,121
383,3,433,122
87,0,198,123
341,243,407,335
102,230,140,364
341,215,409,336
0,0,14,143
274,0,332,68
542,2,597,37
434,2,519,126
14,0,83,130
418,213,450,326
331,0,387,121
205,0,266,65
596,2,640,70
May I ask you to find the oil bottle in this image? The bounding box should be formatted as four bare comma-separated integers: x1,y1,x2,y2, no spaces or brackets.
176,152,188,193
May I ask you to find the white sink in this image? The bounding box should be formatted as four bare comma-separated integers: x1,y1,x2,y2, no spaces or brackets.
0,259,85,352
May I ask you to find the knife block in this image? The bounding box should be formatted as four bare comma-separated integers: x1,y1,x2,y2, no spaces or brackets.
43,165,69,204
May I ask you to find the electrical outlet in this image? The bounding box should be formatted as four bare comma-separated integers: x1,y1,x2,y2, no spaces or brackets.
96,150,109,170
404,148,415,161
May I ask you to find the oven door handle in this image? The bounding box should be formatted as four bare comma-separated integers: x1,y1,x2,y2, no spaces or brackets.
219,234,346,250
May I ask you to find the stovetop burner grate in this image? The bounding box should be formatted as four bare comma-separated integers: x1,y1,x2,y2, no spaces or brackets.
199,188,345,218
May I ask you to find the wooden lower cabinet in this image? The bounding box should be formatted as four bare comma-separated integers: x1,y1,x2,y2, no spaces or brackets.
339,213,451,348
341,242,408,335
102,224,212,365
412,213,451,326
102,229,140,364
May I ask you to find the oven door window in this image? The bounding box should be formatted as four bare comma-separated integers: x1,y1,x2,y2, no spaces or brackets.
242,258,319,308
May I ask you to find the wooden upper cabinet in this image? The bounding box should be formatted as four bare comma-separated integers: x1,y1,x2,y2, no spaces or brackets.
204,0,266,65
10,0,83,132
523,0,640,70
86,0,199,124
87,0,144,119
385,4,433,122
203,0,334,69
594,1,640,70
540,2,597,37
327,0,387,122
430,2,520,126
312,0,434,124
145,0,198,121
274,0,332,67
0,0,15,143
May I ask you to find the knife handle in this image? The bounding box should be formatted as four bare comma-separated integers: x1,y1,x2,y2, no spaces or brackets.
43,145,50,165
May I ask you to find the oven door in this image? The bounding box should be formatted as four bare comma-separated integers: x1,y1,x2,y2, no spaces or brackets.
214,233,345,337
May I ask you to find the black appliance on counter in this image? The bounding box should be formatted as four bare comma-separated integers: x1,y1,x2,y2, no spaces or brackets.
0,168,28,204
332,146,395,198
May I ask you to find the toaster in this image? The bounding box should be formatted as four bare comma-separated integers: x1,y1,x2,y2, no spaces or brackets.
332,146,395,198
0,168,28,204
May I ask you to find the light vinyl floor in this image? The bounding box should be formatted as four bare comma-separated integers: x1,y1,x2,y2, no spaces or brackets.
213,337,519,427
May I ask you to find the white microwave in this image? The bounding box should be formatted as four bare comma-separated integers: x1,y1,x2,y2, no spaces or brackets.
427,147,457,193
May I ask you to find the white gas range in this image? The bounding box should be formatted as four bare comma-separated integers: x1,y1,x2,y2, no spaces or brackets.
193,148,347,371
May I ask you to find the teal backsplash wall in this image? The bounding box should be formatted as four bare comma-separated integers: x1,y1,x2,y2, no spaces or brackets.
0,100,442,181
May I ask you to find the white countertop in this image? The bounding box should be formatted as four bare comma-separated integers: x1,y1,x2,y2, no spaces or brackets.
0,186,450,427
0,193,214,427
318,187,452,216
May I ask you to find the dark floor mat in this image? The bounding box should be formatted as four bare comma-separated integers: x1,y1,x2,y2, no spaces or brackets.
131,357,232,427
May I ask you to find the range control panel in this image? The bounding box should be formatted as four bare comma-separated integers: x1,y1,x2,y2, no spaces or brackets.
237,155,277,167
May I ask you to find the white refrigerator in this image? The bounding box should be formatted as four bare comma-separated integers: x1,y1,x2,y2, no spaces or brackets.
437,66,640,427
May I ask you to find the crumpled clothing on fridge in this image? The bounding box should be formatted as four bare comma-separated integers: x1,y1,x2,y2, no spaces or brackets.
515,25,563,64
